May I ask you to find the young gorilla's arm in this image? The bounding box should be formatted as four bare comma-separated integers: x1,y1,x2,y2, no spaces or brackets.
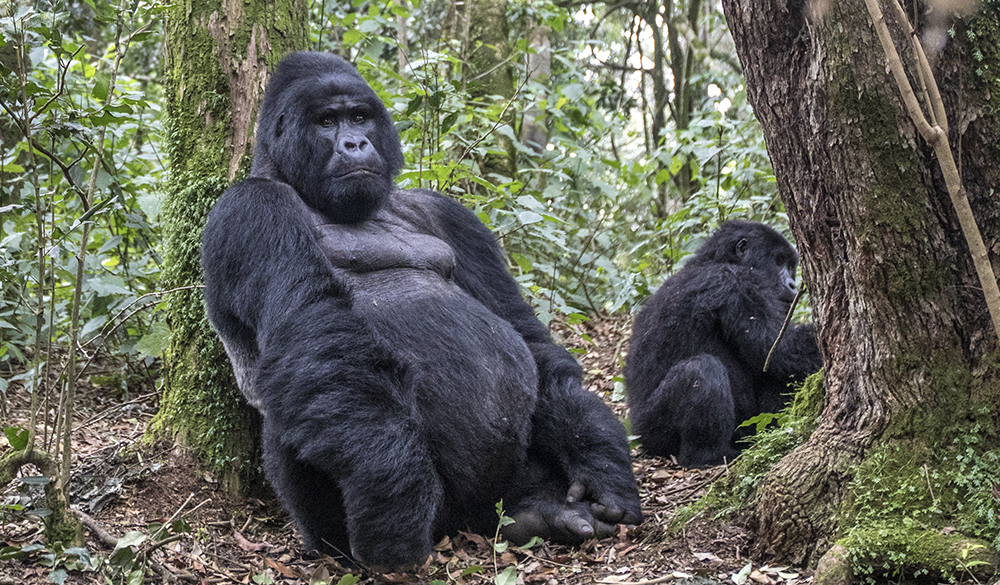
715,268,820,380
420,191,642,530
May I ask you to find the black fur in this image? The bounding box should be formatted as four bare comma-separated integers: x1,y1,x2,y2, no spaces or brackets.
625,221,822,468
201,52,641,571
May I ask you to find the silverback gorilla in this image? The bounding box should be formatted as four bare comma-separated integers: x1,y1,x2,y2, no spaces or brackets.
201,52,642,570
624,221,822,468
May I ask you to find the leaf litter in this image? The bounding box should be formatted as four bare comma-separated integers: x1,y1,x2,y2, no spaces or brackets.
1,316,813,584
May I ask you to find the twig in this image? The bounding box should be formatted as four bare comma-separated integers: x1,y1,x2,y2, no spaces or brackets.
77,392,158,429
763,287,803,372
73,507,118,547
165,493,195,527
74,508,198,582
600,573,677,584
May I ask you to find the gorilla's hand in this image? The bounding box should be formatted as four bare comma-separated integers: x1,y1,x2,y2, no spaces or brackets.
502,499,616,545
566,480,643,527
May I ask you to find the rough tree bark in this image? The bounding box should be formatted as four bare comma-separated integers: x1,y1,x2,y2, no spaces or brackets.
719,0,1000,577
152,0,308,493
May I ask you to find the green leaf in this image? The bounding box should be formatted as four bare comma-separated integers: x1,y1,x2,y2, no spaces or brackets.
343,30,362,45
48,569,67,585
494,566,517,585
93,70,110,101
114,531,147,551
4,426,29,450
127,568,145,585
335,574,361,585
137,322,170,358
517,211,543,226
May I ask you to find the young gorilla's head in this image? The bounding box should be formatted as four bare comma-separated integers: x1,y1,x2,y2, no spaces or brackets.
252,52,405,224
692,221,799,304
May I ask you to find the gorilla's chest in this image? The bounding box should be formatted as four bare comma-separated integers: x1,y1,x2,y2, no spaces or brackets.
307,203,537,420
311,213,456,282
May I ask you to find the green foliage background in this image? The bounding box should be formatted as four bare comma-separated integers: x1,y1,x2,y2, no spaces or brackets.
0,0,789,387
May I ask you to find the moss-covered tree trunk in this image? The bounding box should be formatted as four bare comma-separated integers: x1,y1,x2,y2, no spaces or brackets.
719,0,1000,578
153,0,308,493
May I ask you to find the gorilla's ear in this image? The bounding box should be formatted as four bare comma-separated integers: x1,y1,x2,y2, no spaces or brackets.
276,114,286,137
736,238,749,258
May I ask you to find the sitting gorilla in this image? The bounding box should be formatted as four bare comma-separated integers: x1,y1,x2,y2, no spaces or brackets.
201,52,641,571
624,221,822,468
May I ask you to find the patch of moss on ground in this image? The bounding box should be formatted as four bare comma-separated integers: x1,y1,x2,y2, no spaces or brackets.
839,417,1000,582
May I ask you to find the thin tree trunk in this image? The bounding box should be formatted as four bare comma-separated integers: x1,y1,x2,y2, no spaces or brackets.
465,0,517,180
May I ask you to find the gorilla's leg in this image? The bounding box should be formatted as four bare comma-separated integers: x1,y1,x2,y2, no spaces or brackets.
637,354,737,467
262,419,350,559
267,409,446,570
257,309,447,571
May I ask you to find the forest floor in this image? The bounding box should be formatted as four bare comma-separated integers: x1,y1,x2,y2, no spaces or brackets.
1,315,812,585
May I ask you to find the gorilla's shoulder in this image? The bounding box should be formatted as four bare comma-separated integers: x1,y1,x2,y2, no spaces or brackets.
389,188,481,229
221,177,299,204
209,178,311,228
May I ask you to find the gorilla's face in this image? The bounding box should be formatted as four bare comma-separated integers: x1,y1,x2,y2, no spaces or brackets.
733,230,798,304
254,53,405,224
292,87,395,223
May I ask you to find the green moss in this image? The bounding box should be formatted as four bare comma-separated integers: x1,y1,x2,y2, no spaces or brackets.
823,25,950,307
840,424,1000,582
841,523,996,583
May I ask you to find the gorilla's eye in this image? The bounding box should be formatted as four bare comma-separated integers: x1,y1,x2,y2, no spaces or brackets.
318,114,336,127
351,112,367,124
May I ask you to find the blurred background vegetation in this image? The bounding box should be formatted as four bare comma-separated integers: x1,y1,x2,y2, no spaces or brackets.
0,0,791,401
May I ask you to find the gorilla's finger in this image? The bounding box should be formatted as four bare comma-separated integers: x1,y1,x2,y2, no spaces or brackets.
553,507,595,539
591,499,624,524
566,481,588,504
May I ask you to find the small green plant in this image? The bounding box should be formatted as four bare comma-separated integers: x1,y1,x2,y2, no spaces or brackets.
957,543,988,584
492,501,518,585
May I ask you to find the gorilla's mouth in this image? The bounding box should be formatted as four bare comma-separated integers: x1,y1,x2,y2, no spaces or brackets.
334,168,382,180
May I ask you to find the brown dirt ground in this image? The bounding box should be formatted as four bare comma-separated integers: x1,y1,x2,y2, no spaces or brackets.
1,315,811,585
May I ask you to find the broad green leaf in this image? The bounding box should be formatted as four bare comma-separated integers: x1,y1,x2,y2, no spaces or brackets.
494,566,517,585
4,426,29,450
93,70,110,101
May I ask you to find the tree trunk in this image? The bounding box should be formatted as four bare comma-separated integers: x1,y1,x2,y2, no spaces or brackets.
465,0,517,180
720,0,1000,575
152,0,308,493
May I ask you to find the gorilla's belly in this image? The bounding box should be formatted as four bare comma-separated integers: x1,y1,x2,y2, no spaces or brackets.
350,269,537,492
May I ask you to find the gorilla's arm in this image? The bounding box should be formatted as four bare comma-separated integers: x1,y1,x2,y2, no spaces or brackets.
202,180,443,568
714,267,821,380
422,191,641,527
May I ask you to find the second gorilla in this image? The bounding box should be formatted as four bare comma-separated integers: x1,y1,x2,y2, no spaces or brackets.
626,222,822,468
